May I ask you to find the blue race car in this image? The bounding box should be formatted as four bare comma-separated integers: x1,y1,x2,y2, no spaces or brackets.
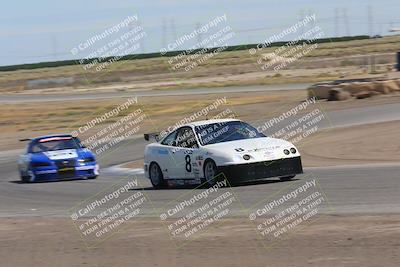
18,134,99,182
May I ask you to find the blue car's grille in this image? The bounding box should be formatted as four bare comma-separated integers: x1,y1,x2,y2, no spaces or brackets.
58,170,75,179
55,159,76,168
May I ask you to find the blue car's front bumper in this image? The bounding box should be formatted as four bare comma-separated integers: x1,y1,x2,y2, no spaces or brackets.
31,162,99,181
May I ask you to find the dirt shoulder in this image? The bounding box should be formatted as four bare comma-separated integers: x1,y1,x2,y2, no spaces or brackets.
299,120,400,167
0,215,399,267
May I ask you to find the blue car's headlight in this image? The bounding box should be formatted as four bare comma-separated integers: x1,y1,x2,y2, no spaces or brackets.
31,161,52,167
78,157,95,163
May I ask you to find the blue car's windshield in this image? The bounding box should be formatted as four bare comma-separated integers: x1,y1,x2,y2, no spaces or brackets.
195,121,265,146
29,137,83,153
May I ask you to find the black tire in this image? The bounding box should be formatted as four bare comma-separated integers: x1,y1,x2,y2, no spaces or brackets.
279,175,295,182
20,170,32,183
88,175,98,179
203,159,223,187
149,162,165,189
20,174,30,183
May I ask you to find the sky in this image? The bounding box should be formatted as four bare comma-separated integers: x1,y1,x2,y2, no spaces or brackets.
1,0,399,66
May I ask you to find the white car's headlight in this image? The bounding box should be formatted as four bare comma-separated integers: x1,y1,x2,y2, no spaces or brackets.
233,155,242,162
233,154,252,162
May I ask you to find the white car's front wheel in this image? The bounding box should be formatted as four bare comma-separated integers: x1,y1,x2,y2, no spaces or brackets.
204,160,221,186
149,163,165,189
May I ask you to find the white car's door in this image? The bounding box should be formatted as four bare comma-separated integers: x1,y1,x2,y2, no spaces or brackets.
156,130,180,179
170,127,200,179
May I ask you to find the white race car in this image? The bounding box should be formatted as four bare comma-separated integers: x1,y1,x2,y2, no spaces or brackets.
144,119,302,188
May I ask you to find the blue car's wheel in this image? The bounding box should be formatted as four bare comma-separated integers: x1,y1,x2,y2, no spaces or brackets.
20,173,30,183
20,170,35,183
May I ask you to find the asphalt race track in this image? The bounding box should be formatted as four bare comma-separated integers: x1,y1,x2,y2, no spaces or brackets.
0,162,400,217
0,83,312,103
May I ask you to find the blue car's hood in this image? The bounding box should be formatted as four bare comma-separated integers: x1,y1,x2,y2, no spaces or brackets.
30,153,52,162
76,148,95,159
31,148,95,162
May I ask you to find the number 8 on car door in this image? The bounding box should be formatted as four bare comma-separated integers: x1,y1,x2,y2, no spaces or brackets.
172,127,199,179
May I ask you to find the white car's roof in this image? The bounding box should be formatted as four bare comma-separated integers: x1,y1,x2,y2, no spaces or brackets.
187,118,240,127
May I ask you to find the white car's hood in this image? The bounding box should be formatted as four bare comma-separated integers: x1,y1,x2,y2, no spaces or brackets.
205,137,289,151
204,137,298,164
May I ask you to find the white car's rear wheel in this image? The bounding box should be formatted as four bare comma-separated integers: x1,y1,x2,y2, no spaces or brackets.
149,163,165,189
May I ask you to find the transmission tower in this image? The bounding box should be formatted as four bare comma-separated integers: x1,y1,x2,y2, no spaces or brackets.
342,8,350,36
368,5,374,36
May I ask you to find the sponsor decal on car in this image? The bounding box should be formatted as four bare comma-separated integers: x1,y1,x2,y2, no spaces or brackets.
44,149,78,160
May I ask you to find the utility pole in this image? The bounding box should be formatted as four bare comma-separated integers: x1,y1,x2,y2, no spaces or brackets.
343,8,350,36
195,22,202,47
161,18,167,49
170,18,178,42
51,34,58,60
137,20,145,53
367,5,374,37
334,8,340,37
309,9,316,28
299,9,305,35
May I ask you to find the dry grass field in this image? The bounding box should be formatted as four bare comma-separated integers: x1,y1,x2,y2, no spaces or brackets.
0,35,399,93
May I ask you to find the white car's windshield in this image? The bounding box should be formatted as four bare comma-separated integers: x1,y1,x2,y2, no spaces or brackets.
195,121,265,146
